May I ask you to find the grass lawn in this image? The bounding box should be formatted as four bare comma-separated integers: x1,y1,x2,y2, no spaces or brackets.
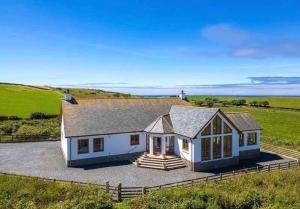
0,84,62,118
188,95,300,109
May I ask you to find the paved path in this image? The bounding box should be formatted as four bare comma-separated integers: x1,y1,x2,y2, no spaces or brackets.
0,141,292,187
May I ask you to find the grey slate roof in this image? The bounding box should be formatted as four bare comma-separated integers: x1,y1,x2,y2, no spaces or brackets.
62,98,189,137
144,114,174,134
169,106,219,138
225,112,261,131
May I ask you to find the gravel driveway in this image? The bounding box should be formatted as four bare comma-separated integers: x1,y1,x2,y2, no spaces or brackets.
0,141,292,187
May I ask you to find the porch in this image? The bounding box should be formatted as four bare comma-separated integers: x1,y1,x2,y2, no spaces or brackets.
134,134,187,170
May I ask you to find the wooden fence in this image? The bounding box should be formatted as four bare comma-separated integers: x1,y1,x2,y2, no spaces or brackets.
0,160,299,201
0,135,59,143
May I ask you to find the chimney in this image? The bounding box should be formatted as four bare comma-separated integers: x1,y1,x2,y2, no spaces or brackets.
179,90,187,100
64,89,72,101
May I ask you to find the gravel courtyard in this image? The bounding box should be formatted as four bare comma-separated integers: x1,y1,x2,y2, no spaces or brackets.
0,141,292,187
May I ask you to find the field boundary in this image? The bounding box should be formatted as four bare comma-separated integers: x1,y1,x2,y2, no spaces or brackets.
1,160,299,201
0,135,59,143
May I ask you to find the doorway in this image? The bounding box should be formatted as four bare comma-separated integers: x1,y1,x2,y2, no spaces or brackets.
153,137,161,154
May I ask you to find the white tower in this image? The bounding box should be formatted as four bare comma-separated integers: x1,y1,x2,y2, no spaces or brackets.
179,90,187,100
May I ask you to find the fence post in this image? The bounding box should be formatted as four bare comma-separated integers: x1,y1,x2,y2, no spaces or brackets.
268,165,270,172
106,181,109,193
288,161,290,169
191,179,194,186
117,183,122,201
142,187,146,196
220,173,222,181
256,165,259,172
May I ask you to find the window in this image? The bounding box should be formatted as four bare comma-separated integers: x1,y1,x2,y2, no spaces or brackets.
213,116,222,135
130,134,139,145
247,132,257,145
201,124,211,136
239,134,244,147
182,139,189,152
201,137,211,161
223,135,232,157
94,138,104,152
224,122,232,134
213,136,222,159
78,139,89,154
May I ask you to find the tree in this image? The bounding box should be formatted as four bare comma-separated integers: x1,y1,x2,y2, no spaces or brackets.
207,101,214,107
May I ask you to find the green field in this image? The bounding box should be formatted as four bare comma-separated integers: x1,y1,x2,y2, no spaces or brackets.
188,95,300,109
0,83,134,118
0,84,62,118
189,96,300,151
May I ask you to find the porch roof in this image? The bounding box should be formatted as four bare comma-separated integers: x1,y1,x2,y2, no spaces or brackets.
144,114,174,134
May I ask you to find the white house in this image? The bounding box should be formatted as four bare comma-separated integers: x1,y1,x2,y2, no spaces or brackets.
61,94,261,171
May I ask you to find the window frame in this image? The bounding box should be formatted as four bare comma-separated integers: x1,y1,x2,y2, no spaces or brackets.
201,137,211,161
93,137,104,152
247,132,257,145
239,134,244,147
212,136,222,159
78,138,89,154
223,135,232,158
130,134,140,146
182,139,189,152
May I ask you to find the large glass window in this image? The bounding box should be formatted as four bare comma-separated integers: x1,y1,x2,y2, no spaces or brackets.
78,139,89,154
213,116,222,135
94,138,104,152
213,136,222,159
239,134,244,147
247,132,257,145
201,137,211,161
182,139,189,152
130,134,140,145
223,135,232,157
201,124,211,136
224,122,232,134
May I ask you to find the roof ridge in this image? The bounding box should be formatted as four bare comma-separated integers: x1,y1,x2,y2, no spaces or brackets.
74,97,183,101
172,105,219,110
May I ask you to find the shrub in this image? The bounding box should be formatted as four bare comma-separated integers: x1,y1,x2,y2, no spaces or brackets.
207,101,214,107
113,93,121,97
30,112,58,120
195,101,205,106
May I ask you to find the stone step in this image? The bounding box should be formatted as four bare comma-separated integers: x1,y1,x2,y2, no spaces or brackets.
134,154,187,170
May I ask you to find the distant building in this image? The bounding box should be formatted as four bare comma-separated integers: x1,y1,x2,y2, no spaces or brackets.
61,94,261,171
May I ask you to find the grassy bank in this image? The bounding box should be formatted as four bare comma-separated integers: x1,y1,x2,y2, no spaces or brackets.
119,168,300,209
0,175,113,209
0,118,60,138
1,168,299,209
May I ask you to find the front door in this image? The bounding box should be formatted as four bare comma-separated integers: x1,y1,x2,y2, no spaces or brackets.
153,137,161,154
166,136,175,154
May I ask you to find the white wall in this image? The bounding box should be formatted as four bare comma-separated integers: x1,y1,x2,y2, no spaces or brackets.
60,116,69,163
239,130,260,151
175,135,192,162
193,112,239,163
70,132,146,160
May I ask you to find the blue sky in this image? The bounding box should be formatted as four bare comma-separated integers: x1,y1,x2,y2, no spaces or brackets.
1,0,300,95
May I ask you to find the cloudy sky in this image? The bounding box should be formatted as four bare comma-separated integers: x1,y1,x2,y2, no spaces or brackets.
1,0,300,95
